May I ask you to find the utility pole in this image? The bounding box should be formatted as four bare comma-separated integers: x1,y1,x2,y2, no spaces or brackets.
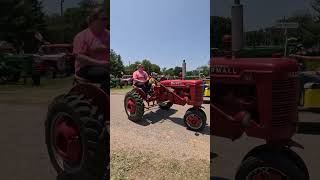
60,0,65,42
60,0,65,16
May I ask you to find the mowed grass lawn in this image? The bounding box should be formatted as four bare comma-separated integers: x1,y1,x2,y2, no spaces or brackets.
111,86,131,94
0,77,73,104
111,150,210,180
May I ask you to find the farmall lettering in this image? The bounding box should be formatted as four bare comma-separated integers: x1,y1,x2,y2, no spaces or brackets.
288,71,298,78
211,65,238,74
171,81,183,86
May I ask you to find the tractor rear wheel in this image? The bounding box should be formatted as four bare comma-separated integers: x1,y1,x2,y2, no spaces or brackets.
46,94,105,180
158,101,173,110
124,91,144,122
184,108,206,131
235,151,306,180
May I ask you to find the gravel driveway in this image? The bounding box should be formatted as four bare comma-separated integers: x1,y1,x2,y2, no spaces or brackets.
111,94,210,160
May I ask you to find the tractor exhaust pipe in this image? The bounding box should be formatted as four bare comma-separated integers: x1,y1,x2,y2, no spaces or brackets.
232,0,244,52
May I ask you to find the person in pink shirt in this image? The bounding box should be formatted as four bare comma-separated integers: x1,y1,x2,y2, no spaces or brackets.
132,64,150,93
73,7,109,92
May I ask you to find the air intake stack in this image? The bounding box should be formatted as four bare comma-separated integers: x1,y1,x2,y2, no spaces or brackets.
232,0,244,52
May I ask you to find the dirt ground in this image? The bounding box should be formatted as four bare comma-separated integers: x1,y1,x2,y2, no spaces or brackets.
110,92,211,179
0,78,72,180
0,82,210,180
3,80,317,180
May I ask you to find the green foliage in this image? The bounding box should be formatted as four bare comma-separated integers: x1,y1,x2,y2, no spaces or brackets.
124,60,161,75
0,0,46,53
211,16,231,48
110,49,125,77
45,0,105,44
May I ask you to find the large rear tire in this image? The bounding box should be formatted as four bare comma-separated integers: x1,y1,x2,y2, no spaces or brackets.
46,94,105,180
236,151,307,180
124,91,144,122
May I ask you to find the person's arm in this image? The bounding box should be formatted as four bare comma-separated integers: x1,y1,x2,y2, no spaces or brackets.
76,54,108,66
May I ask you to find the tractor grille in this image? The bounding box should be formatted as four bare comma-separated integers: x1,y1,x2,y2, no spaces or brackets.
272,78,298,127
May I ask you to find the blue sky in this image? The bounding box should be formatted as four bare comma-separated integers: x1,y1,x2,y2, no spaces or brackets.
211,0,315,31
111,0,210,71
42,0,81,14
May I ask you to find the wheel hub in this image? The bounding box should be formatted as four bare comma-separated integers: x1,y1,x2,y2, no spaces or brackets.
186,114,202,128
127,98,136,114
53,116,82,164
248,167,286,180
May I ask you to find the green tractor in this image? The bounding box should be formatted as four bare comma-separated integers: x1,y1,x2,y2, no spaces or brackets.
0,42,42,85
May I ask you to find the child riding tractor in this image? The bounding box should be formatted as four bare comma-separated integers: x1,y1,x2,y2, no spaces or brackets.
124,73,208,131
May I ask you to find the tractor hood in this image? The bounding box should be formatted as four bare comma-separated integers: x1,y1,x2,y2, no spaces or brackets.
211,57,298,75
160,80,203,87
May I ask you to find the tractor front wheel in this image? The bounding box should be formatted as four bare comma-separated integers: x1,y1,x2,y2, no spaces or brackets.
235,151,307,180
183,108,206,131
124,91,144,122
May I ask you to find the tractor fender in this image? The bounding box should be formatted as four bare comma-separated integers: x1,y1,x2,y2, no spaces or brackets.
129,87,147,99
240,144,309,179
69,83,109,117
241,140,304,163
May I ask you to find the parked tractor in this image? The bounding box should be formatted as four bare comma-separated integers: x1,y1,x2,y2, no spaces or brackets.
37,44,74,78
203,77,210,97
289,54,320,111
124,78,207,131
45,75,109,180
0,52,41,85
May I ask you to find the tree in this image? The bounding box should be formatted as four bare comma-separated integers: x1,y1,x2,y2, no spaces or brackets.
125,61,141,75
45,0,102,44
165,68,175,76
197,66,209,77
0,0,46,53
211,16,231,48
173,66,182,76
161,67,167,74
141,59,152,73
312,0,320,21
150,64,161,73
110,49,125,77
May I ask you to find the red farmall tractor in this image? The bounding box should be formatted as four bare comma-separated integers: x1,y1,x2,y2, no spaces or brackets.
124,78,207,131
45,77,109,180
211,1,309,179
211,55,309,180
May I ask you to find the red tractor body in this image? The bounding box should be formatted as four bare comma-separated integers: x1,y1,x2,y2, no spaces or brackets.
125,79,207,131
211,57,299,144
154,80,204,106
